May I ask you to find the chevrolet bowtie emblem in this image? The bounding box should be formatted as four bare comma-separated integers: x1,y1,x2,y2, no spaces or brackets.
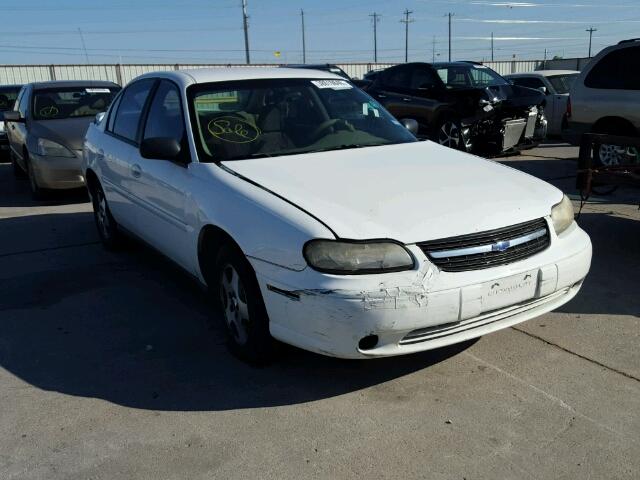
491,240,511,252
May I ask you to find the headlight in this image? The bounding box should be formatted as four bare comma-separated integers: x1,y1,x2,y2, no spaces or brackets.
550,195,574,235
37,138,75,157
303,240,414,274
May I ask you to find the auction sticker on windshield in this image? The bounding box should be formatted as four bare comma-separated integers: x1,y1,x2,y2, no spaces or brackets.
311,80,352,90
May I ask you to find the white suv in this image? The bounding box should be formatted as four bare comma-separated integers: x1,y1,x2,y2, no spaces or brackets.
563,39,640,165
83,68,591,363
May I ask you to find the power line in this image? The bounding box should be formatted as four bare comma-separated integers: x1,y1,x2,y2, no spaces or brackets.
400,9,414,63
369,12,381,63
586,26,597,57
241,0,250,64
77,28,90,64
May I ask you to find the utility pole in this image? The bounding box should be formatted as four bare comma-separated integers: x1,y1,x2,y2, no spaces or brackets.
491,31,494,62
447,13,454,61
78,28,90,64
300,9,306,64
543,48,547,69
586,26,597,58
432,35,436,62
400,9,414,63
369,12,380,63
241,0,250,64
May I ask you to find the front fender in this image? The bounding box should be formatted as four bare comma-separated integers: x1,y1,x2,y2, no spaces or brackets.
190,163,334,273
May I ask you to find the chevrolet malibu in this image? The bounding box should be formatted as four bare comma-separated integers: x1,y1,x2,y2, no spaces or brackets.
83,68,592,363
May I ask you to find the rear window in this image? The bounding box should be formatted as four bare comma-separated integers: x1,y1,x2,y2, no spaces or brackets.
585,46,640,90
546,74,579,94
32,86,119,120
0,87,21,112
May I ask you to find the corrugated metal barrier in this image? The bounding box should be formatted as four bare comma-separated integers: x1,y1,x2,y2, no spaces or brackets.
0,59,588,86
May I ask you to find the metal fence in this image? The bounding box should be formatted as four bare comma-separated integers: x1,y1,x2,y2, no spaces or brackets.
0,59,589,86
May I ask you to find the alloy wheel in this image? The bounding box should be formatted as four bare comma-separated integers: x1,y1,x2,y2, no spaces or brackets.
219,263,250,345
95,188,111,239
598,144,637,166
438,121,460,148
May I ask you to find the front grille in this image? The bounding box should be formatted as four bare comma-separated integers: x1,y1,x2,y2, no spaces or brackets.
418,218,550,272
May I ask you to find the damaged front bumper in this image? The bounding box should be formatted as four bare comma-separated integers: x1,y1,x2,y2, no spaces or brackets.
462,106,547,154
251,222,591,359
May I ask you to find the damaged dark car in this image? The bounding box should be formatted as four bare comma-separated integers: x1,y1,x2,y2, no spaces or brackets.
359,62,547,154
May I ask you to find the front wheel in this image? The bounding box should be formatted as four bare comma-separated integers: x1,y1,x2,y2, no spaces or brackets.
25,156,47,200
214,243,276,364
435,118,465,150
10,151,26,178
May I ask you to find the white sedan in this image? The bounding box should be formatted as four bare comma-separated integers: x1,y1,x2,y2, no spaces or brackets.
83,68,592,362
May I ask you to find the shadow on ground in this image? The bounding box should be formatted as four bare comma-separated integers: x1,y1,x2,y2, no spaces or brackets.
0,212,475,412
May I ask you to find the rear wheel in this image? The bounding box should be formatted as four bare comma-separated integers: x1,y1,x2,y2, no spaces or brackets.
214,242,276,364
90,180,123,250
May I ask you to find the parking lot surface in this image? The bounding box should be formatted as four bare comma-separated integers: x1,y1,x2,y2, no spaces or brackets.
1,144,639,479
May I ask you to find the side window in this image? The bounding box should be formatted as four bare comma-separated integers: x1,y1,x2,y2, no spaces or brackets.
410,68,439,90
143,81,185,142
106,92,123,132
112,79,155,142
382,66,411,90
585,46,640,90
17,89,29,117
512,77,545,89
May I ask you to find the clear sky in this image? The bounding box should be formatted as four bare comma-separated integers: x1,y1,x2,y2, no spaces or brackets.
0,0,638,64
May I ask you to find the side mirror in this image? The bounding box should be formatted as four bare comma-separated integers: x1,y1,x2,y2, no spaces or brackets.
140,137,182,161
94,112,106,124
3,111,23,122
537,86,548,95
400,118,419,135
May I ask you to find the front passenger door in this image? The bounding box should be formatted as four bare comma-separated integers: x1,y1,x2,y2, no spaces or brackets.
130,80,194,270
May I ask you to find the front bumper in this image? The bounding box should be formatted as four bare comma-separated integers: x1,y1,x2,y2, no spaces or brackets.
30,150,85,189
253,221,592,359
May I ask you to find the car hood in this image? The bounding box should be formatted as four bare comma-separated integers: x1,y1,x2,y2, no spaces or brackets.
30,116,94,151
222,142,562,243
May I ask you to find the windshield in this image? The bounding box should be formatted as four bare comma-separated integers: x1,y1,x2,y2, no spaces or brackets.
0,87,21,112
32,86,119,121
546,74,579,94
189,78,416,162
436,64,508,89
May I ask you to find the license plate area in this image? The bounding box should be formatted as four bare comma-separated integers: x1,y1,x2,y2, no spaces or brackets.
481,269,538,312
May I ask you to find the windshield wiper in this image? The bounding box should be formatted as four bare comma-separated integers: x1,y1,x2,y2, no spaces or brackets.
306,144,374,154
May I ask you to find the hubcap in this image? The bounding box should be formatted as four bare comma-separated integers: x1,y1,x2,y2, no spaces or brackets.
599,144,637,166
438,121,460,148
219,264,249,345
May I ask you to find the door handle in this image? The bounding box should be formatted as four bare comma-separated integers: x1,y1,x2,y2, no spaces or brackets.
402,98,412,102
377,93,387,98
131,164,142,178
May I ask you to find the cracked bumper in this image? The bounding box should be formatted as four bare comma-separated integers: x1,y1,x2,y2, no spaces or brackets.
252,223,592,359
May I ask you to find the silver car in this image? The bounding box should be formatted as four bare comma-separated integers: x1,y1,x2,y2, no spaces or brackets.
562,39,640,165
505,70,579,136
4,80,120,198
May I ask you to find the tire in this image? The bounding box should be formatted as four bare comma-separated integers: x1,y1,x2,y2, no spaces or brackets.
435,117,465,150
10,151,26,178
593,142,637,167
90,180,124,250
214,242,276,364
25,155,48,200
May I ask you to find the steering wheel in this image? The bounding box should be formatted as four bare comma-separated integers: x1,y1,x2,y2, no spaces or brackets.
309,119,354,141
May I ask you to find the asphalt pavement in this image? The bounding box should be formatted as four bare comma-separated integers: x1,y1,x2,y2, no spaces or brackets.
1,144,639,480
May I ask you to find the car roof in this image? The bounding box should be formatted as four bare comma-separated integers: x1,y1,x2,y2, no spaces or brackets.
134,67,343,88
0,84,23,89
29,80,120,89
506,70,580,77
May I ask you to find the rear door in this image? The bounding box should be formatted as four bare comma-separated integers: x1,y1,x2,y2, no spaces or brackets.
129,79,194,270
6,86,29,168
101,78,156,231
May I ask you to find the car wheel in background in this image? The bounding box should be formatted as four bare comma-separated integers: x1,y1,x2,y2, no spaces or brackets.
214,242,276,364
25,155,47,200
10,151,26,178
436,117,465,150
90,181,123,250
594,143,637,167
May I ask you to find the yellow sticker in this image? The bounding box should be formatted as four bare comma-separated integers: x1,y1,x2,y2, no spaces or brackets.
39,105,59,117
208,116,261,144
